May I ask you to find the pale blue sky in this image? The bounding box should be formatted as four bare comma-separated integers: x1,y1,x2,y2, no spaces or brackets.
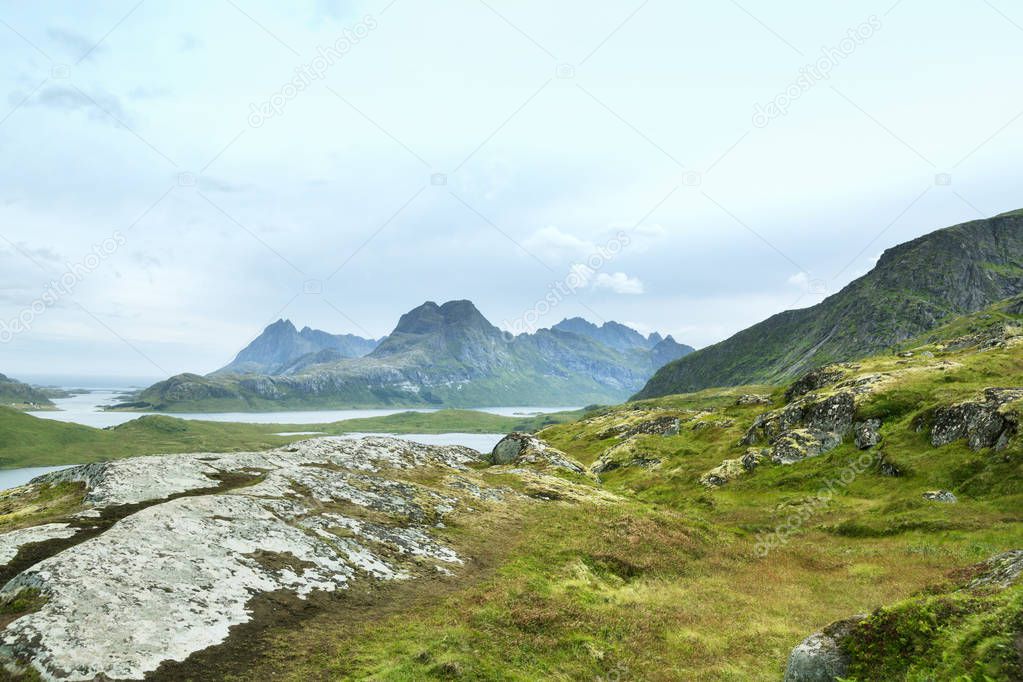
1,0,1021,380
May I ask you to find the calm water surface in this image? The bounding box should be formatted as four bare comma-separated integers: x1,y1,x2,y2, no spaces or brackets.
10,390,574,490
28,390,579,429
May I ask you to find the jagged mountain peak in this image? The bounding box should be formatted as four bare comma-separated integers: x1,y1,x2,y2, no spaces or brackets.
266,318,297,332
214,319,378,377
552,317,658,352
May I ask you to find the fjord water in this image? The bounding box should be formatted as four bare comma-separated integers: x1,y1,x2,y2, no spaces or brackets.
0,465,73,491
27,389,578,428
0,387,563,490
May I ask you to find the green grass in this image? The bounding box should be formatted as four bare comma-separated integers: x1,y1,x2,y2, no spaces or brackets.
181,328,1023,680
4,301,1023,679
843,581,1023,680
0,407,587,469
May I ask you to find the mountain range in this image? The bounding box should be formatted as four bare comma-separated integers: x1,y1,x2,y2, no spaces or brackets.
132,301,693,411
635,209,1023,399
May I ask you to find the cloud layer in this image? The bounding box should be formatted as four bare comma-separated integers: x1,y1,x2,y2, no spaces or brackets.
0,1,1021,378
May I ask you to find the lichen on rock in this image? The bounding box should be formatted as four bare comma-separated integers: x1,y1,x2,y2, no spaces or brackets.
853,419,882,450
699,449,765,487
0,436,592,681
783,615,865,682
489,433,586,474
590,438,662,475
930,387,1023,450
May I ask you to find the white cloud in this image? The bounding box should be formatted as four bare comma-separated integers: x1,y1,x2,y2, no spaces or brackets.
787,272,809,288
593,272,644,295
523,226,595,260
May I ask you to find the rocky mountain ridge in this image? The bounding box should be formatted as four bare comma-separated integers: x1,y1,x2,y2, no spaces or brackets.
214,320,380,376
132,301,693,411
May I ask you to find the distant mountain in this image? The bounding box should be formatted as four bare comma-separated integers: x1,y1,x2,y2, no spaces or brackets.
214,320,379,376
551,318,688,354
635,209,1023,399
649,335,693,368
0,374,53,409
134,301,690,411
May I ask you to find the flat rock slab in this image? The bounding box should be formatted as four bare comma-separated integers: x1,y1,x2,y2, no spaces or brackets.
0,437,546,681
0,525,78,568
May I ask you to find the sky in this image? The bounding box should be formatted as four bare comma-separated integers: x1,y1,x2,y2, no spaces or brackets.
1,0,1022,382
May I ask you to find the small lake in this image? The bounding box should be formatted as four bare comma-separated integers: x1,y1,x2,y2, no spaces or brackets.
9,389,577,491
28,390,580,429
0,465,74,491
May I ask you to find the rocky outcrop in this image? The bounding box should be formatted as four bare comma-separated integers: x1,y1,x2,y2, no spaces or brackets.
853,419,881,449
736,393,771,406
489,433,585,474
964,549,1023,589
0,437,603,681
590,438,662,475
785,366,848,401
595,414,682,439
783,616,865,682
770,429,843,465
922,489,957,503
739,367,899,465
699,449,765,487
931,387,1023,450
742,390,856,465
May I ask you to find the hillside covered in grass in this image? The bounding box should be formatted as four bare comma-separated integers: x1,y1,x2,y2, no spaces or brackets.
636,209,1023,399
523,296,1023,679
0,375,53,411
0,407,586,469
0,300,1021,679
113,297,1023,680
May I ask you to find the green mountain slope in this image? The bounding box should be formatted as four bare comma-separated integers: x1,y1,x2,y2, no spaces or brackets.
635,209,1023,399
0,374,53,410
2,302,1022,679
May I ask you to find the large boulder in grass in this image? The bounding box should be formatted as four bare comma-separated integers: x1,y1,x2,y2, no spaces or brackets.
783,616,865,682
489,433,585,474
931,387,1023,450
